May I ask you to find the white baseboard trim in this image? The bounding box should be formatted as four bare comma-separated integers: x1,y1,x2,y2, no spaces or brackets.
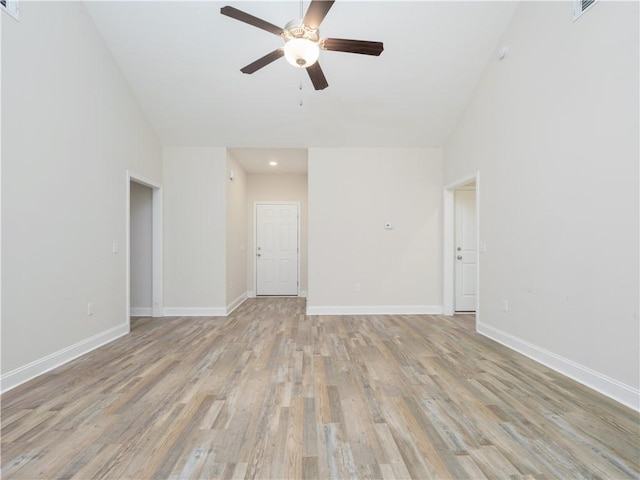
130,307,152,317
306,305,443,316
226,293,248,315
0,322,129,394
300,290,308,298
163,307,227,317
477,322,640,412
247,291,256,298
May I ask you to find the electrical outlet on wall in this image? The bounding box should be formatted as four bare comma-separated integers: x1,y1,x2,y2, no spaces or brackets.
501,300,509,312
87,303,95,316
355,283,361,292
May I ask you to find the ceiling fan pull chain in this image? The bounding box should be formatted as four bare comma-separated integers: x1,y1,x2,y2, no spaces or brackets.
299,74,304,106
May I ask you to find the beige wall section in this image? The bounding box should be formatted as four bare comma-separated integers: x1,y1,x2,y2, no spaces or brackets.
246,174,308,295
307,148,443,313
1,3,162,377
226,151,248,308
444,2,639,404
163,147,226,312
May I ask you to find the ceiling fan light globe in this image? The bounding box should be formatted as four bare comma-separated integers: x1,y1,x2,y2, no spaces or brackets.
284,38,320,68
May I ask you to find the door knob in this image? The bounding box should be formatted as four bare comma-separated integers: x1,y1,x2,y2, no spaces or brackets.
257,253,261,257
457,247,462,251
457,255,462,260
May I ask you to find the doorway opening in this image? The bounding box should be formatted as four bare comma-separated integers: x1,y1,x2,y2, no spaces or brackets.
130,181,153,316
126,172,163,323
443,173,480,321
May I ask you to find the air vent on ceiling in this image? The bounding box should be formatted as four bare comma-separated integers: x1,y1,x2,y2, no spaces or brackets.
1,0,19,20
573,0,598,21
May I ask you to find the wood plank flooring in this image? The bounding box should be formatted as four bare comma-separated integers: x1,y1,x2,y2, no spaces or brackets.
2,297,639,479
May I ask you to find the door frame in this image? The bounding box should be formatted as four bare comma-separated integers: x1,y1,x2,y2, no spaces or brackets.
126,171,163,321
253,201,301,297
443,172,480,321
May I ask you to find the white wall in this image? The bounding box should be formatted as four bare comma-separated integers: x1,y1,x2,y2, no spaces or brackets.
246,173,308,295
130,181,153,315
226,151,247,310
308,148,443,314
163,147,226,315
1,9,4,368
444,1,639,408
1,2,162,389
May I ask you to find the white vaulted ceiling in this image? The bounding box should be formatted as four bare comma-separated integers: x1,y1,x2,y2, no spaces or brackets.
85,1,518,149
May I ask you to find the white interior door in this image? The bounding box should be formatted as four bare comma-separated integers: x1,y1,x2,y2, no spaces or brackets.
256,204,299,296
455,190,477,312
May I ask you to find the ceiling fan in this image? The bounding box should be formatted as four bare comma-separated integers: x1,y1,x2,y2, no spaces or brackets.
220,0,384,90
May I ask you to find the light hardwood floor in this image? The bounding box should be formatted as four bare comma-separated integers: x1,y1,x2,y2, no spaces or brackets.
1,297,639,479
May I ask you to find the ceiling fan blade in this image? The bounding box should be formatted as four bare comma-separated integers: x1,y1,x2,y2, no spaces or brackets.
321,38,384,56
303,0,335,30
307,62,328,90
220,6,284,36
240,49,284,74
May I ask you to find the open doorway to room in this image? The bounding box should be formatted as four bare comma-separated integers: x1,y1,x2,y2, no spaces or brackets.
129,181,153,316
127,173,163,322
443,173,480,320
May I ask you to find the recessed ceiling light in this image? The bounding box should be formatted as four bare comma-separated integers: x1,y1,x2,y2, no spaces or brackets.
269,161,278,166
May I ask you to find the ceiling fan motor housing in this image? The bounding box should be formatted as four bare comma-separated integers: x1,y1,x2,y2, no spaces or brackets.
283,19,320,42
